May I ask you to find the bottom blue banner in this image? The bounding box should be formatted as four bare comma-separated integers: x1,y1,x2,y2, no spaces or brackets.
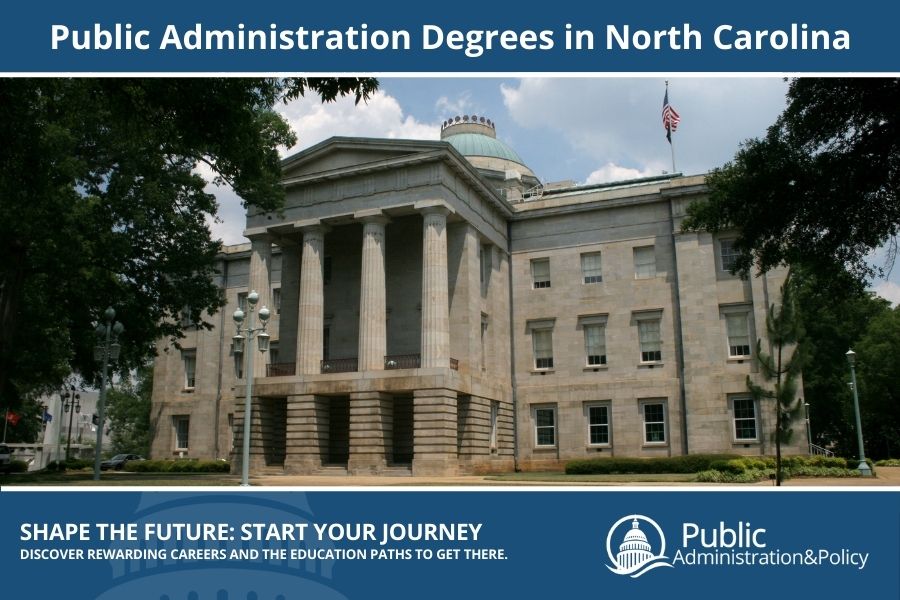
2,489,897,599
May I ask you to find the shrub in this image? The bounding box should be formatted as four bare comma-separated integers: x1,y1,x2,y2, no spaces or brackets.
565,454,741,475
65,459,93,470
124,459,230,473
7,460,28,473
696,468,770,483
45,460,67,472
875,458,900,467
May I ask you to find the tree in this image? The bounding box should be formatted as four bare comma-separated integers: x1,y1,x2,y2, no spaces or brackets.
791,266,892,458
747,274,803,486
854,306,900,459
105,365,154,457
0,77,377,408
683,78,900,283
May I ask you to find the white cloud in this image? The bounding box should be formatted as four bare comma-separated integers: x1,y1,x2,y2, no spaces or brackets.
501,77,788,181
209,91,436,244
435,92,476,117
871,281,900,307
278,90,437,153
584,162,661,185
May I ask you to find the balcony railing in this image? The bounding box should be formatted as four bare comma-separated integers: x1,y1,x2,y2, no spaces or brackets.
320,357,358,374
266,363,296,377
384,354,421,369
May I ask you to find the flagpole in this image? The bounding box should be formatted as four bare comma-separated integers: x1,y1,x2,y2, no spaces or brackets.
666,80,677,174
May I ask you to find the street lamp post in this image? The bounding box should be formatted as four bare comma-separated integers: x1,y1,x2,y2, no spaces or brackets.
61,384,81,462
93,307,124,481
232,290,271,486
845,349,872,477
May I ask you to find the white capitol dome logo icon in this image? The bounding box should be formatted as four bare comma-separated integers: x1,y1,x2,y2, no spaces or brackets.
605,515,674,578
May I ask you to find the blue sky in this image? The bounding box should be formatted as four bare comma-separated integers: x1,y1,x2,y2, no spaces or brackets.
206,77,898,304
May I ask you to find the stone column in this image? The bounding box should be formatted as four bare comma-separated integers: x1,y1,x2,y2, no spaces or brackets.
357,214,389,371
412,388,458,476
420,206,451,368
248,235,272,378
284,394,328,474
297,224,327,375
348,391,392,474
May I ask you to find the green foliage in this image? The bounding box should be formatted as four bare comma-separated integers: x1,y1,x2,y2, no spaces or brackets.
875,459,900,466
791,267,891,458
683,78,900,284
698,455,856,482
854,307,900,459
695,469,770,483
0,77,378,408
124,459,230,473
565,454,740,475
0,397,45,443
6,460,28,473
106,365,153,456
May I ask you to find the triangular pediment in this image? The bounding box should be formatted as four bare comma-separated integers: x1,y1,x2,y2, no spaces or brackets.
281,137,445,180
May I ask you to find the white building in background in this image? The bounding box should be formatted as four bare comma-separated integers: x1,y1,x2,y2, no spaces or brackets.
150,115,806,476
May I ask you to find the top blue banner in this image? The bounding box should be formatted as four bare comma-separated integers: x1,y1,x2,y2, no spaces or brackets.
2,0,898,73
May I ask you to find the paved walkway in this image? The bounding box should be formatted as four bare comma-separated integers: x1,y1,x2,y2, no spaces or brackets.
250,467,900,487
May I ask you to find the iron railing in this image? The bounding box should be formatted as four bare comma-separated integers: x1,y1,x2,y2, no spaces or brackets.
320,357,358,374
809,443,835,457
266,363,296,377
384,354,421,369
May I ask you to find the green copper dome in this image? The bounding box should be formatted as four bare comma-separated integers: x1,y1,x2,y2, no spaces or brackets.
444,133,527,167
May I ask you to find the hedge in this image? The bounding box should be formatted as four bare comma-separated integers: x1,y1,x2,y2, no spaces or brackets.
4,460,28,473
124,459,230,473
565,454,741,475
875,458,900,467
45,458,94,472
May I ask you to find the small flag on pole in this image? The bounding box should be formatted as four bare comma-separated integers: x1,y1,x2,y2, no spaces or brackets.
43,410,53,423
662,88,681,144
6,410,21,426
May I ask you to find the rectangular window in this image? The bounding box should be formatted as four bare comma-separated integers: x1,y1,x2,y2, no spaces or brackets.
272,288,282,315
584,324,607,366
173,415,190,450
534,407,556,447
720,239,740,272
323,326,331,361
642,402,666,444
237,292,248,314
633,245,656,279
480,244,492,292
480,314,489,371
531,258,551,289
581,252,603,284
182,350,197,389
588,404,610,445
227,413,235,452
532,328,554,369
269,342,279,366
490,401,499,450
726,313,752,357
638,319,662,362
733,397,758,441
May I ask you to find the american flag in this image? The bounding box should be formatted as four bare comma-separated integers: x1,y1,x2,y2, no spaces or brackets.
662,88,680,144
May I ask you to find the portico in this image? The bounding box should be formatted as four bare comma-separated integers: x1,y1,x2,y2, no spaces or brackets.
230,137,514,476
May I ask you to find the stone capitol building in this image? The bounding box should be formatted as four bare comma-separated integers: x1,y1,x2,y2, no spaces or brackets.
149,114,805,476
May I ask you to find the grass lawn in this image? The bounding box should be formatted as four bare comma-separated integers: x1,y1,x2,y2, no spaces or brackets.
484,472,697,483
0,470,238,486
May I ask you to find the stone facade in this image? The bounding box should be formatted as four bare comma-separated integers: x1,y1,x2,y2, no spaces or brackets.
149,116,806,476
